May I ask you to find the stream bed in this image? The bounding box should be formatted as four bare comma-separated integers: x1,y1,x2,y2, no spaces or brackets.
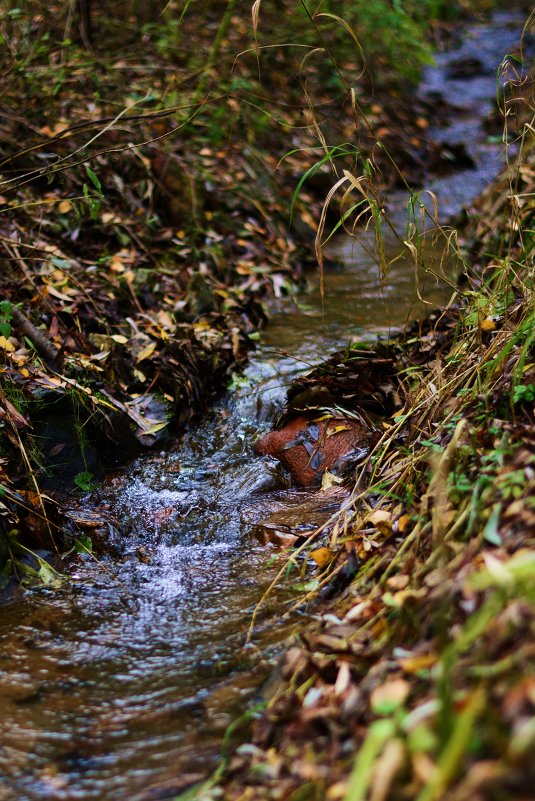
0,12,532,801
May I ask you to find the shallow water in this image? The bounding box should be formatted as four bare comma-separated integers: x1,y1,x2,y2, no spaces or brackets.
0,12,532,801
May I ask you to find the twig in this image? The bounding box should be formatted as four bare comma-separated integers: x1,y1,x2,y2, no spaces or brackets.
11,306,59,366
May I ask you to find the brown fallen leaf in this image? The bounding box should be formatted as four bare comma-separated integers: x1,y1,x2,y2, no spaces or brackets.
371,678,410,712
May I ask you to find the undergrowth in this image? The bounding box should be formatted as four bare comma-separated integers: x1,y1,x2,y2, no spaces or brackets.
207,9,535,801
0,1,479,580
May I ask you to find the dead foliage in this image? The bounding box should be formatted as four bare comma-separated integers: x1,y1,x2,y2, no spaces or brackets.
206,64,535,801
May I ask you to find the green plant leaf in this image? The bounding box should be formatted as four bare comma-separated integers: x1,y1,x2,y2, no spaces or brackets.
85,166,102,193
0,300,13,318
74,471,97,492
483,503,502,546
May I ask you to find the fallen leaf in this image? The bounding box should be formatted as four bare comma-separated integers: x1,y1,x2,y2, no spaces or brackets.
0,336,15,352
398,653,438,674
135,342,156,363
386,574,409,590
310,547,336,568
397,514,411,533
321,470,343,489
371,679,410,714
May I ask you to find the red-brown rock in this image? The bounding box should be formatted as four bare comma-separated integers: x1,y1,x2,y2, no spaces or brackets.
255,415,370,487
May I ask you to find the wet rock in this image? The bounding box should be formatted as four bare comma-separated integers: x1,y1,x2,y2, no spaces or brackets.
446,56,485,79
255,415,370,487
0,677,41,704
429,140,476,174
251,487,348,546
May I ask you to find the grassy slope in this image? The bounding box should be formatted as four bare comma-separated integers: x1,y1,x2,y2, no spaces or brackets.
205,63,535,801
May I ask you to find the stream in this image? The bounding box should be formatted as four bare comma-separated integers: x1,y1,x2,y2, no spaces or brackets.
0,12,531,801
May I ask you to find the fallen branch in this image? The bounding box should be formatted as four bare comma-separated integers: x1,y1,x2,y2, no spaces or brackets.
11,306,60,366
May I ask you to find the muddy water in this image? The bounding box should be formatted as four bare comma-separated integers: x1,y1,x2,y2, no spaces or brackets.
0,12,531,801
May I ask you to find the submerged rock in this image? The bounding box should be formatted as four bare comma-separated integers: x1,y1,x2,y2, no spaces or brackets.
254,346,400,487
255,414,371,487
251,486,349,547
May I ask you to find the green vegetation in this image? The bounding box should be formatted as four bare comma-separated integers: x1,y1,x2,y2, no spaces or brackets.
206,21,535,799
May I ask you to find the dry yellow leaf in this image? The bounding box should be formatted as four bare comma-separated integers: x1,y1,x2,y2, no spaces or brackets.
136,342,156,363
310,547,335,568
369,508,392,535
369,509,391,525
326,781,347,800
386,574,409,590
398,653,438,673
412,752,436,784
397,514,411,533
110,259,125,273
0,336,15,352
101,212,122,224
321,470,343,490
392,587,427,607
480,318,496,332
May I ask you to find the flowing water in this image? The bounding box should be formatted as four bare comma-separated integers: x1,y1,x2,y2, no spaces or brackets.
0,13,532,801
